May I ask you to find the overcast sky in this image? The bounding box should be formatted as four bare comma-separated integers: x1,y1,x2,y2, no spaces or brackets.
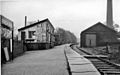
1,0,120,38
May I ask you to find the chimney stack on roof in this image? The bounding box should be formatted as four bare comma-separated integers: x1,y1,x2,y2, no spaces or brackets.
38,19,39,22
25,16,27,27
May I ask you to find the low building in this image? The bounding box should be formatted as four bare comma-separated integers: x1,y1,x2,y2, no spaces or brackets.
18,18,55,50
80,22,120,47
1,15,14,63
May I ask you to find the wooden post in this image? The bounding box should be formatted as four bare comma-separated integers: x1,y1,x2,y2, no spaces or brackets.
12,22,14,60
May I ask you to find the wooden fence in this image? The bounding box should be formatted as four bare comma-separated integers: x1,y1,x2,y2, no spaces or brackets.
13,40,27,57
1,39,27,64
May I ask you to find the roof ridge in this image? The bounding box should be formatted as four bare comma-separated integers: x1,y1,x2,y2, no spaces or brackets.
81,22,117,33
18,18,48,31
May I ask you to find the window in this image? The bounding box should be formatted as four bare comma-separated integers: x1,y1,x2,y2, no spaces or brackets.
29,31,35,38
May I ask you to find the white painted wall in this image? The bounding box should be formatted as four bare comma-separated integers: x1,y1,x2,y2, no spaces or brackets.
18,21,55,43
18,25,37,41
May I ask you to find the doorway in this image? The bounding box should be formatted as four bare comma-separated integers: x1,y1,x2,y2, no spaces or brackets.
85,34,96,47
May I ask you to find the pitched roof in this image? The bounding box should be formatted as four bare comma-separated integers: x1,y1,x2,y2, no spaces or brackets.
81,22,117,34
18,18,54,31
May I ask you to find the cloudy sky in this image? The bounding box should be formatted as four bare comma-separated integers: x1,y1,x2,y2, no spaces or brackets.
1,0,120,38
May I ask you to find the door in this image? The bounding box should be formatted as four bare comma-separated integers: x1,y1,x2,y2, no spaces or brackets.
85,34,96,47
21,32,25,41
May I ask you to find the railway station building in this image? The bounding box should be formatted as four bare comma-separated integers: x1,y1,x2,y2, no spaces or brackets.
18,18,55,50
80,22,120,47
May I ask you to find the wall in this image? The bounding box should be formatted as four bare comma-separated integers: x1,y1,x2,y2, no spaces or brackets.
36,22,46,42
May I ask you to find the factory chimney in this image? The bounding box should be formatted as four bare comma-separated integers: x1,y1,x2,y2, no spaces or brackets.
106,0,114,29
25,16,27,27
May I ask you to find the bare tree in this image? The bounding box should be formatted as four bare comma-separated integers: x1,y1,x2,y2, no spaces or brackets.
55,28,77,45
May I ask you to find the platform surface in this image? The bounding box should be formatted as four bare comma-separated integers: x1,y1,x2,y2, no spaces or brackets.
65,46,101,75
2,45,69,75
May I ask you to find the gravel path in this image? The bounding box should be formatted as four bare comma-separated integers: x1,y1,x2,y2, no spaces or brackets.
2,45,69,75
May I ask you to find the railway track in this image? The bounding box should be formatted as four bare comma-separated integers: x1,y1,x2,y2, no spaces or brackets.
71,45,120,75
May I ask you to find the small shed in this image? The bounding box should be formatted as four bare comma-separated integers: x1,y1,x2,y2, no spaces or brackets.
80,22,119,47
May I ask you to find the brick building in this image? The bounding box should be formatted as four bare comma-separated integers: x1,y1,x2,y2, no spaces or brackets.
80,22,120,47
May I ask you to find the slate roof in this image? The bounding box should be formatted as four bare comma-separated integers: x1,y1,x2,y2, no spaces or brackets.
18,18,54,31
81,22,117,34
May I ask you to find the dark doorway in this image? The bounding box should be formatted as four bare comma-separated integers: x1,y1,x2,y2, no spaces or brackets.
21,32,25,40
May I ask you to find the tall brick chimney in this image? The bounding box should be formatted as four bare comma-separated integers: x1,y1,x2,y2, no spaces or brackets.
106,0,114,29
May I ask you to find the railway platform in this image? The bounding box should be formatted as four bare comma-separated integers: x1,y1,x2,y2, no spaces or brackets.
2,45,69,75
64,45,101,75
